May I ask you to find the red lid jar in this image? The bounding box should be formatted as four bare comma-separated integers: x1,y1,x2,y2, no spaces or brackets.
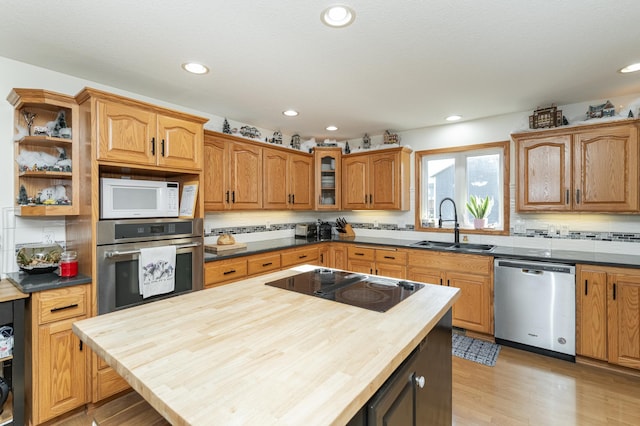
58,251,78,277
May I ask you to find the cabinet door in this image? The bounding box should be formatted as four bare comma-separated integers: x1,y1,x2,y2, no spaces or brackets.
289,153,314,210
203,138,230,211
376,262,406,279
332,244,348,270
318,245,331,268
36,316,88,424
369,151,400,209
446,271,492,334
205,258,248,287
342,155,369,209
608,273,640,369
314,148,342,210
573,125,638,212
348,258,374,275
576,267,607,360
263,149,290,209
96,100,156,166
516,135,572,211
230,142,263,209
156,115,203,170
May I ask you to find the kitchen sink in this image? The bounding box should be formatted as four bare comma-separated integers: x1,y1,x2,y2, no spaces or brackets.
409,240,495,253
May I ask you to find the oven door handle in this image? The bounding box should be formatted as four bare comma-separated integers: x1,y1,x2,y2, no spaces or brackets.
104,242,201,258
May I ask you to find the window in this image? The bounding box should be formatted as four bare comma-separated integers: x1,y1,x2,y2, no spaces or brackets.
415,141,510,234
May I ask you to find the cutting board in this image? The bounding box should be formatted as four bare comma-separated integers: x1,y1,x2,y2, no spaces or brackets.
205,242,248,253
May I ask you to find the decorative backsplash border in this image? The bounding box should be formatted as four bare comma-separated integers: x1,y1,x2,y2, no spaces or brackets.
207,222,640,243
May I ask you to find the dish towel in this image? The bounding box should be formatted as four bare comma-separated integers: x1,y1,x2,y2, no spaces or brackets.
138,245,176,299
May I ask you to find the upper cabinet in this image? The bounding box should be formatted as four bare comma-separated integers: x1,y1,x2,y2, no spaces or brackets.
204,131,262,210
342,147,411,210
514,120,639,212
314,147,342,210
8,89,80,216
76,88,207,172
263,147,313,210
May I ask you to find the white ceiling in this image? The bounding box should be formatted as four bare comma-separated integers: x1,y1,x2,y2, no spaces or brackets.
2,1,640,140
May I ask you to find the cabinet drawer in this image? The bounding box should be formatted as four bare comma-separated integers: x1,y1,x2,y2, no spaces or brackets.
247,253,281,276
36,285,88,325
281,247,319,267
408,250,492,275
347,245,375,261
375,248,407,264
205,258,248,287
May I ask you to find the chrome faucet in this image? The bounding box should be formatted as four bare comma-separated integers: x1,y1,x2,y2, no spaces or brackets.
438,197,460,244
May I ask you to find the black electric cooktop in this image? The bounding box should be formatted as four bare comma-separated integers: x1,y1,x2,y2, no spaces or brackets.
265,268,425,312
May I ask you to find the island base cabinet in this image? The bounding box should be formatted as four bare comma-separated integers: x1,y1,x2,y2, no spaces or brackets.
93,356,130,402
347,310,452,426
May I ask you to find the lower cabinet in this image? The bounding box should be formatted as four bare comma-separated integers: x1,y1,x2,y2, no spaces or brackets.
347,310,453,426
407,250,493,334
347,245,407,279
93,355,129,402
27,284,90,425
577,264,640,370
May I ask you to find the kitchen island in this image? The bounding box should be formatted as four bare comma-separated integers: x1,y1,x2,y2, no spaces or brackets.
73,266,459,425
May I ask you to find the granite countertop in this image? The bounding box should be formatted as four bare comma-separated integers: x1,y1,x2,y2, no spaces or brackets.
6,271,92,293
206,236,640,269
73,266,459,425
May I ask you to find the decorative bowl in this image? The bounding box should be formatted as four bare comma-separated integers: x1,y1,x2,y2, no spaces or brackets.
16,243,62,274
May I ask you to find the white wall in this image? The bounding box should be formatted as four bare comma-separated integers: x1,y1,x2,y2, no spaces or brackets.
3,56,640,274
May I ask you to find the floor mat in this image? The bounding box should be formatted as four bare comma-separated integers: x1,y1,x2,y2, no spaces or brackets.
452,334,501,366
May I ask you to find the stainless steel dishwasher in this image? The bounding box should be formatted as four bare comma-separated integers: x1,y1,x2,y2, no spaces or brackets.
494,258,576,361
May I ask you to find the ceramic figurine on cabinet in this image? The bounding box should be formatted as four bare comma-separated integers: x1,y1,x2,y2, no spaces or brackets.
272,130,283,144
223,118,231,134
291,134,301,150
362,133,371,149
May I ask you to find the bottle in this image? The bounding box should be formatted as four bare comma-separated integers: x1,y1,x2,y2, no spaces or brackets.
345,142,351,154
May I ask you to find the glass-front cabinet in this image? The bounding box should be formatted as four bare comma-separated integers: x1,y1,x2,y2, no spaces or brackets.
314,147,342,210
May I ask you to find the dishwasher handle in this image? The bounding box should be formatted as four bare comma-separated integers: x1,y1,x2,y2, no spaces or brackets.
496,259,575,274
521,268,544,275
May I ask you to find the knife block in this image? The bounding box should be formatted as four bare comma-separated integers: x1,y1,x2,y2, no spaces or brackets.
339,224,356,239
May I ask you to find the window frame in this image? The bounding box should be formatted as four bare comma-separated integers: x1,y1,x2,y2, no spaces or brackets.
414,140,510,236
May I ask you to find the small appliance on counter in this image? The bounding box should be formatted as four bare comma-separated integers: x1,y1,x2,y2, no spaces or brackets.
295,222,318,239
319,221,333,240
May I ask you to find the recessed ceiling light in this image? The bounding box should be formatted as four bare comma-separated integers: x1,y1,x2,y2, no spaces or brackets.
283,110,299,117
181,62,209,75
619,62,640,73
326,125,338,131
321,5,356,28
446,115,462,122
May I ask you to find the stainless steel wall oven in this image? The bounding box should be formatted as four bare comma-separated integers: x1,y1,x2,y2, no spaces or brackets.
96,218,203,314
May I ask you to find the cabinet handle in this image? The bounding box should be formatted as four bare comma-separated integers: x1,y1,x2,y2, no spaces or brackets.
226,191,230,203
566,189,570,204
262,262,272,267
447,279,450,287
298,255,307,259
414,375,426,389
364,195,368,204
354,252,365,256
223,269,237,275
369,194,373,204
151,137,155,155
232,191,235,203
375,269,378,274
585,279,588,296
292,194,295,204
613,283,616,300
320,253,324,263
79,341,83,351
288,194,292,203
383,255,396,260
440,278,443,286
576,189,580,204
161,139,165,156
50,303,78,313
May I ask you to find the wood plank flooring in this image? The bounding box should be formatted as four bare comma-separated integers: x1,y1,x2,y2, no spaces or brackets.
56,346,640,425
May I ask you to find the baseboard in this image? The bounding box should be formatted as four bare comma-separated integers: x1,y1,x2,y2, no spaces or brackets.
576,356,640,379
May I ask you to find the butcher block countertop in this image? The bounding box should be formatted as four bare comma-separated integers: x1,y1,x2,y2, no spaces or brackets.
73,266,460,425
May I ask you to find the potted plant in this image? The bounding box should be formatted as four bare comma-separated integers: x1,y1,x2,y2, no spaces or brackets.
466,195,493,229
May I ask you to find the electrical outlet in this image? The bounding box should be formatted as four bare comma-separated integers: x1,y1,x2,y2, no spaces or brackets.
374,220,379,228
42,228,55,244
266,221,271,229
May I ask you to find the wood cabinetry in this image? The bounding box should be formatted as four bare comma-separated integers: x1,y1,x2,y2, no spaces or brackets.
8,89,80,216
342,147,411,210
347,245,407,279
407,250,493,334
204,131,263,210
281,246,320,268
205,257,248,288
576,264,640,370
314,147,342,210
27,285,89,425
77,88,206,172
263,148,314,210
514,120,639,212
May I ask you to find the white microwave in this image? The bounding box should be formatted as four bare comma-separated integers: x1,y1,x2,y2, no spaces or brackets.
100,178,180,219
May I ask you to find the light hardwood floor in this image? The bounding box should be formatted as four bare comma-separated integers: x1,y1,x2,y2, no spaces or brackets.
56,346,640,425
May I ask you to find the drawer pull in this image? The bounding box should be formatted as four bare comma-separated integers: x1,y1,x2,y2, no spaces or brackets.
50,303,79,313
223,269,237,275
355,252,365,256
298,255,307,259
262,262,273,267
383,255,396,259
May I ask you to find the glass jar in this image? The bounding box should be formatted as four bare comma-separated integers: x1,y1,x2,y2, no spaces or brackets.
58,251,78,277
